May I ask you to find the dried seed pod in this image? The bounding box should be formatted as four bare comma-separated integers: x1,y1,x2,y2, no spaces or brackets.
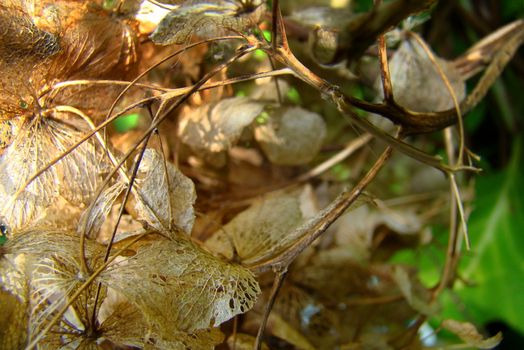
384,36,466,112
254,106,326,165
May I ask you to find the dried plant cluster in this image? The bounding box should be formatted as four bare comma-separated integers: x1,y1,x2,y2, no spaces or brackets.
0,0,522,349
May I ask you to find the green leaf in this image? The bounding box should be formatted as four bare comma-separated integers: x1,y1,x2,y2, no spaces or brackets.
443,137,524,334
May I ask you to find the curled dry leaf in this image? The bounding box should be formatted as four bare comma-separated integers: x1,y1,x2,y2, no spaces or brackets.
133,149,197,234
179,96,265,155
255,106,326,165
442,319,503,349
268,283,340,349
99,235,260,334
268,313,316,350
0,117,109,231
150,0,266,45
385,36,466,112
204,186,318,264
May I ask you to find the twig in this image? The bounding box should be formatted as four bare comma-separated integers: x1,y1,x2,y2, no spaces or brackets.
297,133,372,182
377,34,394,103
254,269,288,350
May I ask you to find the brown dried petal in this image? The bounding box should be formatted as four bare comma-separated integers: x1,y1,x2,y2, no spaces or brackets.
100,235,260,333
179,97,265,154
133,148,196,234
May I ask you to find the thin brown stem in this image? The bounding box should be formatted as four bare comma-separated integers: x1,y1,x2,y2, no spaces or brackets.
378,34,394,103
254,269,288,350
297,133,373,182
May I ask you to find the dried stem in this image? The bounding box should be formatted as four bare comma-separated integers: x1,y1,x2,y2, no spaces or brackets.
254,269,288,350
297,133,372,182
378,35,394,103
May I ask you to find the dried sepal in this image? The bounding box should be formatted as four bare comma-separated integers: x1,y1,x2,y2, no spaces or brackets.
0,1,140,118
133,148,196,234
179,97,265,154
0,117,109,231
385,36,466,112
78,181,126,239
332,204,423,262
254,107,326,165
28,231,105,341
97,300,153,349
99,234,260,333
289,7,353,65
205,186,317,265
442,319,503,349
151,0,266,45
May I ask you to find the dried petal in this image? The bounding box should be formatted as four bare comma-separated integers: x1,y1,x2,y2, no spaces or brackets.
205,186,317,265
133,149,196,234
100,235,260,333
179,97,265,154
78,181,126,239
0,118,108,231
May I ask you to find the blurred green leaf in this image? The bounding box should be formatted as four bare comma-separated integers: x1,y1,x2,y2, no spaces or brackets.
286,87,302,104
113,113,140,133
443,137,524,334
